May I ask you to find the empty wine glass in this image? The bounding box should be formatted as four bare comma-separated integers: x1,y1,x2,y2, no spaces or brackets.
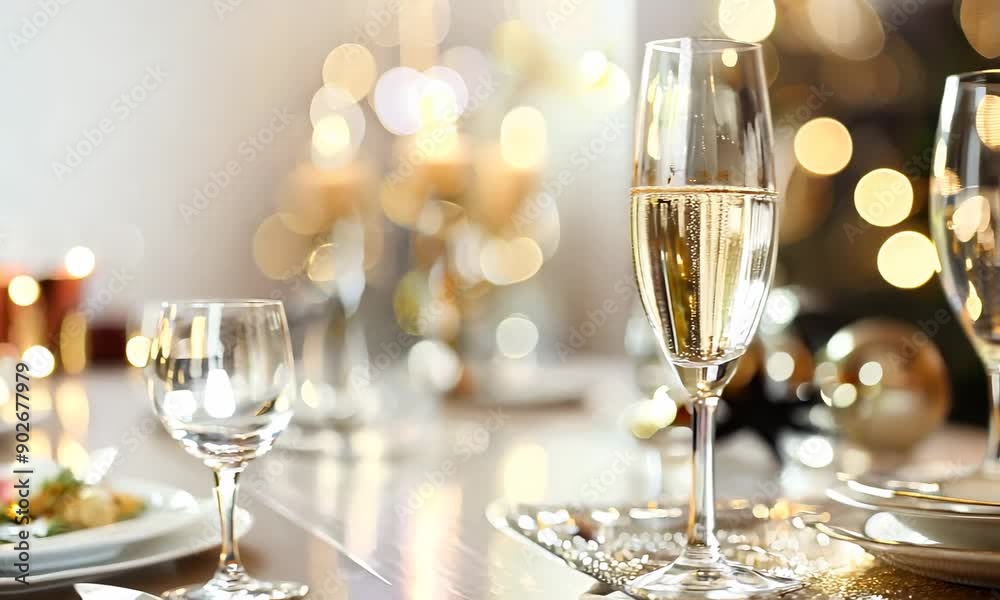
146,300,307,599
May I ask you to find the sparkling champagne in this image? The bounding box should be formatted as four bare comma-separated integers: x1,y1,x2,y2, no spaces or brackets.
630,186,778,367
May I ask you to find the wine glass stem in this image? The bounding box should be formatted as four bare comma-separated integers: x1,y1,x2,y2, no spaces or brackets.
685,396,721,562
987,370,1000,475
213,465,247,582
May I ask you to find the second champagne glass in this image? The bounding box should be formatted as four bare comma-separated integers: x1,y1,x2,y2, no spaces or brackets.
628,39,801,598
931,70,1000,477
146,300,308,599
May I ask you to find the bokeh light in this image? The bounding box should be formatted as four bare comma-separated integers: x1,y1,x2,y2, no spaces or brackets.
718,0,776,44
309,85,366,157
8,275,40,306
408,340,462,393
967,283,984,320
500,106,547,170
373,67,428,135
951,194,991,242
398,0,451,49
630,386,678,439
858,361,883,386
765,351,795,382
496,315,539,359
322,44,377,102
480,237,544,285
23,345,55,378
441,46,491,97
125,335,151,368
603,64,632,107
578,50,609,86
252,214,314,280
64,246,96,278
794,118,853,175
424,65,469,116
493,20,544,74
312,115,353,167
721,48,739,68
975,94,1000,150
877,231,938,289
806,0,885,61
854,169,913,227
960,0,1000,59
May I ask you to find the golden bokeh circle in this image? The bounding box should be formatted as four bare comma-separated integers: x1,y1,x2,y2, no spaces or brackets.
976,94,1000,150
322,44,377,102
960,0,1000,59
8,275,40,306
876,231,938,289
854,169,913,227
500,106,546,170
718,0,776,43
252,214,314,280
794,118,853,176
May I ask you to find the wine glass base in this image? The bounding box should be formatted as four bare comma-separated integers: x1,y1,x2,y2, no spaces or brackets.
161,578,308,599
626,557,803,600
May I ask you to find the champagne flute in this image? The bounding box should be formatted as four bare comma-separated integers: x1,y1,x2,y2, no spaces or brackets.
931,70,1000,476
628,39,801,598
146,300,307,599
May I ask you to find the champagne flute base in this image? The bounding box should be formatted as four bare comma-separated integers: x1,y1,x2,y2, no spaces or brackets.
161,577,309,599
625,554,803,599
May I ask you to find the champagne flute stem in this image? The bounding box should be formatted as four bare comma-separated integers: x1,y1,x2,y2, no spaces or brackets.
987,370,1000,475
213,465,247,582
685,396,721,562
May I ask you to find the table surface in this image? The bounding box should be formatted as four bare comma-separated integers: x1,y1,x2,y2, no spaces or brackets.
6,361,996,600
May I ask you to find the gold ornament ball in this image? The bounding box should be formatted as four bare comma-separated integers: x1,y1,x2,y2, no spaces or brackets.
813,318,950,452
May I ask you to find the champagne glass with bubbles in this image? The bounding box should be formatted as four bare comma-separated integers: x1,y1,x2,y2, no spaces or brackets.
628,39,801,598
931,70,1000,477
146,300,307,599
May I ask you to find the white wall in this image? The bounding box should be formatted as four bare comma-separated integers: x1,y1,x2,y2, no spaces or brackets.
1,0,706,350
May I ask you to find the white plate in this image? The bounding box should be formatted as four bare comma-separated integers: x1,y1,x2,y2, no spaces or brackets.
827,479,1000,548
807,509,1000,588
0,475,200,573
838,473,1000,514
0,500,252,593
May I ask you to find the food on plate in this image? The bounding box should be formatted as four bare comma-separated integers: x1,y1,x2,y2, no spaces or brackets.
1,469,144,537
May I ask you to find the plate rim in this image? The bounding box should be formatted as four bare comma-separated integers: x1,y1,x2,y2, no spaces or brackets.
0,500,253,590
826,484,1000,522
